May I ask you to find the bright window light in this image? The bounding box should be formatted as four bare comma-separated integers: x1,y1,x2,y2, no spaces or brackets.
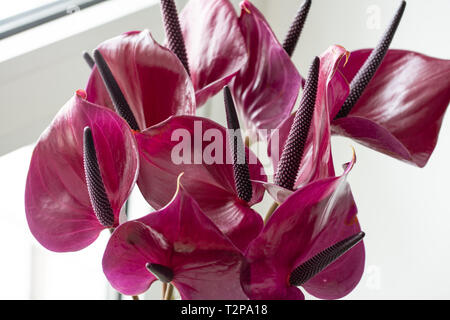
0,0,109,39
0,1,57,20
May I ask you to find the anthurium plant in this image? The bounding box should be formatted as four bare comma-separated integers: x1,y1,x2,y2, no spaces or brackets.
25,0,450,300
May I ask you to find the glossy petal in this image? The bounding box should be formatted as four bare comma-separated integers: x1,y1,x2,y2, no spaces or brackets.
25,93,139,252
242,167,362,300
332,49,450,167
269,45,350,186
180,0,248,107
256,181,293,204
86,30,195,130
302,218,365,300
231,0,302,139
102,184,247,299
134,116,266,251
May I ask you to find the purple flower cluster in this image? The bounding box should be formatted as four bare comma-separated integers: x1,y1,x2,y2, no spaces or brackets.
25,0,450,300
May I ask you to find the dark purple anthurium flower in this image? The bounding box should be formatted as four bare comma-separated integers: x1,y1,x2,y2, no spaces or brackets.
330,1,450,167
234,0,449,168
85,30,196,131
287,1,450,168
332,47,450,167
102,175,248,300
242,155,365,300
84,24,263,251
255,55,365,300
230,0,304,140
175,0,249,107
25,91,139,252
85,0,248,112
330,0,450,168
133,111,267,252
269,45,350,188
94,0,248,109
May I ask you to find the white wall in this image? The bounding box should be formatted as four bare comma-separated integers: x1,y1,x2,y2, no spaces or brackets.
0,0,449,299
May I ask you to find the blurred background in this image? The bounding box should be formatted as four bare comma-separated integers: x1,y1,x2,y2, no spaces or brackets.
0,0,449,299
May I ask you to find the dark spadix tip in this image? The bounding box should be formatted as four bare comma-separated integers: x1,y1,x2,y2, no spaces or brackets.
224,86,241,130
334,1,406,119
274,57,320,191
146,263,174,283
224,86,253,203
83,127,115,228
83,51,95,69
289,231,365,286
160,0,190,75
283,0,312,57
92,49,140,131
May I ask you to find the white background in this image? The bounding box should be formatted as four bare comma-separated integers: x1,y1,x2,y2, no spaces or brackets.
0,0,449,299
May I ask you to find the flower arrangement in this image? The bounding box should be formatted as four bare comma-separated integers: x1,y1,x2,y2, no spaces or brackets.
24,0,450,300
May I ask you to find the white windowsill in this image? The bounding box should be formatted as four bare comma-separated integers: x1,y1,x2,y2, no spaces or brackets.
0,0,157,63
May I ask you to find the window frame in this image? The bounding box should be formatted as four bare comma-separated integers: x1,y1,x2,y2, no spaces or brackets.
0,0,109,40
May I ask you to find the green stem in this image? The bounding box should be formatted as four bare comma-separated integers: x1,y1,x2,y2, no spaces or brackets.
164,284,174,300
264,202,279,224
162,282,168,300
